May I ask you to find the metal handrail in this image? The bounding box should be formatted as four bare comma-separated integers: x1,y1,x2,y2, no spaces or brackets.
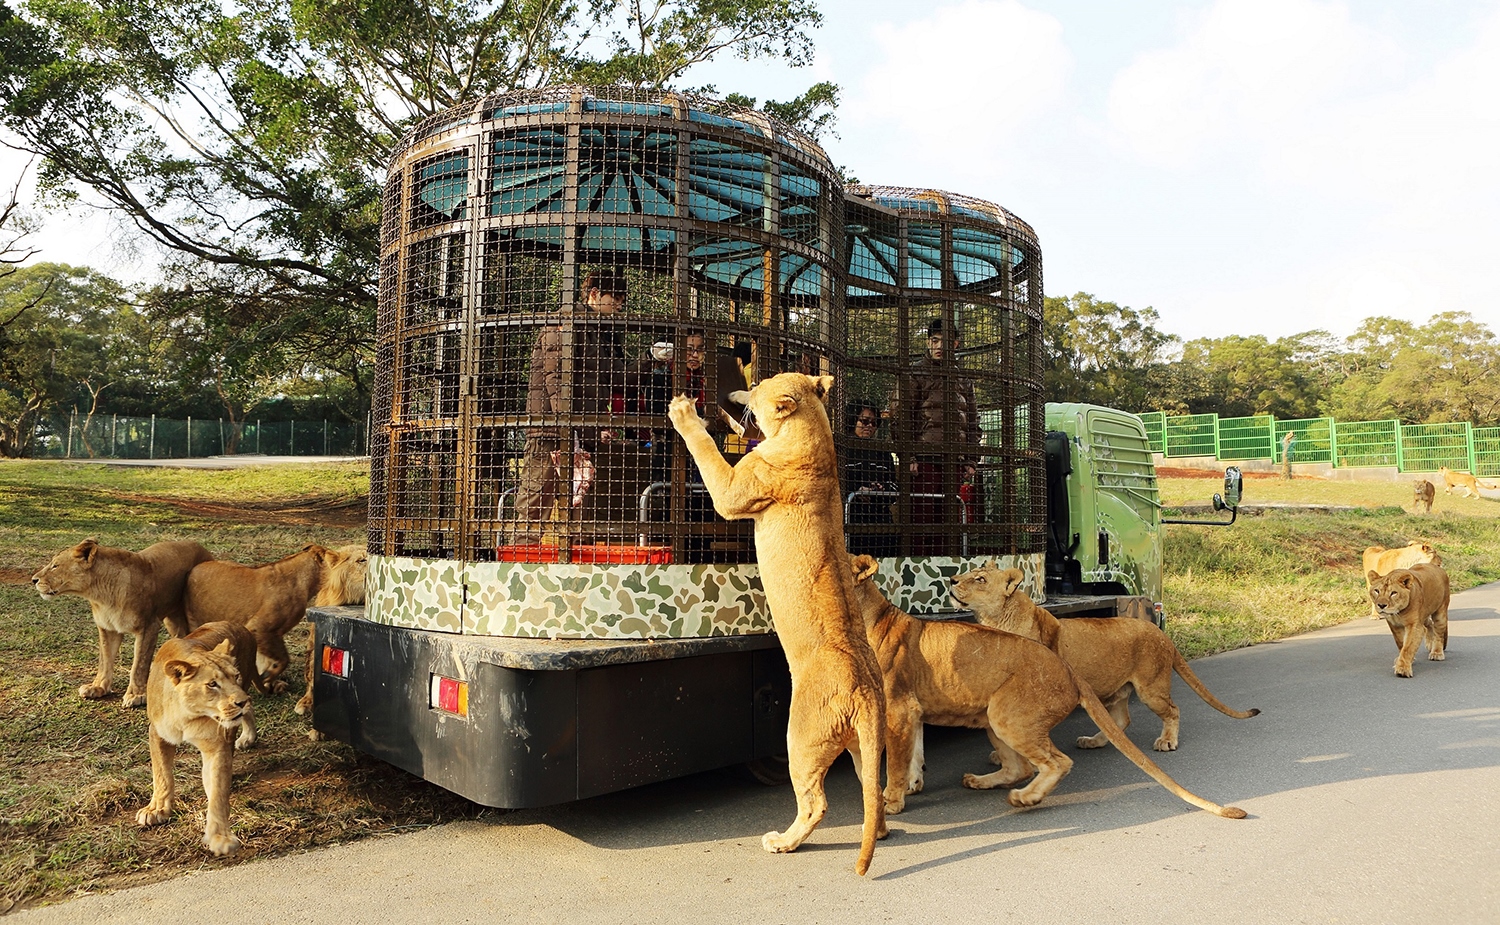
843,487,969,556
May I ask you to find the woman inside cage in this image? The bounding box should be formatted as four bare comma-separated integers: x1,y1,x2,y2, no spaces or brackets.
841,399,897,558
511,268,629,544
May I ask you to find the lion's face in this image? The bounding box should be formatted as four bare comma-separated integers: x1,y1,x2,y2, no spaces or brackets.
31,539,100,599
162,644,251,733
1368,570,1415,618
949,561,1025,609
744,372,834,441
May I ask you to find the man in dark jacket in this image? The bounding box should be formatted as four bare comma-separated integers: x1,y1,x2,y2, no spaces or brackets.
513,269,627,543
891,316,982,555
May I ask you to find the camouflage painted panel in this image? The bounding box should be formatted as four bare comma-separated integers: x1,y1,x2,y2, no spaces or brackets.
365,551,1044,638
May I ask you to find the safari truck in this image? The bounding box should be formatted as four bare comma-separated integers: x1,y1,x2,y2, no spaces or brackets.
306,86,1239,809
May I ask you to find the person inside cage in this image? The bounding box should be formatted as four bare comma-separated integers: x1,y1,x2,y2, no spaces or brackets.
841,399,897,558
889,316,982,556
512,268,629,543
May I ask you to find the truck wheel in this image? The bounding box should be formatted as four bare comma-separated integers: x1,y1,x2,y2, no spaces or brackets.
741,755,790,785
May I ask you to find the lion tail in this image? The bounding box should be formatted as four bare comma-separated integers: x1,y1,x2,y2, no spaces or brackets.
1170,649,1260,720
1067,663,1248,819
853,690,886,876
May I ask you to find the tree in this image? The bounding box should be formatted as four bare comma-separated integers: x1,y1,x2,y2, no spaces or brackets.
1325,313,1500,426
0,263,137,456
1042,292,1178,412
1173,333,1329,420
0,0,828,417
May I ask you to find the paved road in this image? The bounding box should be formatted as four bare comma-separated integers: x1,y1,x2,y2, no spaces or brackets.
17,584,1500,925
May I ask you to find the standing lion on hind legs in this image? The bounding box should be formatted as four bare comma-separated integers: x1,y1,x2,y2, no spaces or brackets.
31,538,214,708
848,554,1247,819
668,372,888,876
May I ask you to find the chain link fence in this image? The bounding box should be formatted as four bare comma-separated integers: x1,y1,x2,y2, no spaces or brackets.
29,412,369,460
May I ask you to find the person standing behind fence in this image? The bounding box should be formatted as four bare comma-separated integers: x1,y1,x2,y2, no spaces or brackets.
842,400,897,558
513,269,628,544
891,317,981,556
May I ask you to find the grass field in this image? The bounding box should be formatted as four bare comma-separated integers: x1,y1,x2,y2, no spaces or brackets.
1,459,1497,911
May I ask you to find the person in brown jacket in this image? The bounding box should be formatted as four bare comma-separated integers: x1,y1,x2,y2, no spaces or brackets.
891,316,982,555
513,269,628,543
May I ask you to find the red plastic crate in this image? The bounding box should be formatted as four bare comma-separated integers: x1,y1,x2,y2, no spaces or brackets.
570,543,673,564
496,543,561,563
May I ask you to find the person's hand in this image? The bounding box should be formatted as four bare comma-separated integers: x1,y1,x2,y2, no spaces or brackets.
599,429,615,445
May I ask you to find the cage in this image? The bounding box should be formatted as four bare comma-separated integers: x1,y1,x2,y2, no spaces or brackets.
368,87,1046,639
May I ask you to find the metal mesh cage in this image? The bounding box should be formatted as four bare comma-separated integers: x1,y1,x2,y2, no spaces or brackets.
375,86,843,566
840,185,1046,559
370,88,1048,630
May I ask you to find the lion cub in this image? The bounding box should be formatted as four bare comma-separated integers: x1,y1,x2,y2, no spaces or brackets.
1439,466,1492,499
849,555,1245,818
185,544,363,693
136,622,260,856
32,538,214,708
952,562,1258,752
1368,562,1450,678
669,373,887,875
1362,542,1440,620
1412,479,1435,514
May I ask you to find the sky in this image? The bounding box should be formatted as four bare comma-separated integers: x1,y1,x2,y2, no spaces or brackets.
6,0,1500,343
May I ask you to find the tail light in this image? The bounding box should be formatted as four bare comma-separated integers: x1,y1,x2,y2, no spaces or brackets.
321,645,351,678
430,674,469,718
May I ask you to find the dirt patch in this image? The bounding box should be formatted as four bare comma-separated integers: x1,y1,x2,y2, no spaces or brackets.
1157,466,1285,480
0,567,32,585
107,491,367,529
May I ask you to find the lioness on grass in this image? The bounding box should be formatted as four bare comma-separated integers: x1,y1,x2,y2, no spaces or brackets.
32,538,214,708
668,372,887,876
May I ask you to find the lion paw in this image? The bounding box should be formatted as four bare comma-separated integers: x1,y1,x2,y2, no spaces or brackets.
1429,651,1445,661
306,728,328,742
906,775,923,795
1394,664,1414,678
962,772,995,791
667,395,702,430
294,694,312,716
203,831,241,857
79,683,111,700
235,727,258,749
1007,788,1042,808
1153,738,1178,752
1075,734,1108,749
761,830,798,854
269,679,289,695
136,804,172,827
883,789,907,814
121,691,147,709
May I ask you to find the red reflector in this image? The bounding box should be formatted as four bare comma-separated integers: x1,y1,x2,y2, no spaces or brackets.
430,675,469,717
321,645,350,678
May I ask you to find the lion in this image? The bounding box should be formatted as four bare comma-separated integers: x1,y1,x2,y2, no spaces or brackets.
1439,466,1493,498
32,538,214,708
135,621,259,856
669,372,887,876
184,544,361,693
849,554,1245,819
1368,562,1450,677
952,562,1259,752
1412,479,1434,514
1362,542,1440,620
295,543,368,718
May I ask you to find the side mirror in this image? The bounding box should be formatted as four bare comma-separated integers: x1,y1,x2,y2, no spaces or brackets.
1213,466,1243,512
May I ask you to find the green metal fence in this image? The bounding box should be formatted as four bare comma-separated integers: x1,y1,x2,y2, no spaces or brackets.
1477,427,1500,478
1273,417,1333,463
1399,422,1473,474
30,413,369,460
1217,415,1275,461
1139,411,1165,455
1143,409,1500,476
1163,413,1219,458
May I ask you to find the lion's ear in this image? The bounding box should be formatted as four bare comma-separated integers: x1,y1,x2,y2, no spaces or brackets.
212,638,233,657
1397,573,1416,588
75,538,99,564
1367,570,1382,584
850,554,879,582
771,393,798,420
1003,569,1025,594
165,660,198,684
985,557,997,569
812,375,834,403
